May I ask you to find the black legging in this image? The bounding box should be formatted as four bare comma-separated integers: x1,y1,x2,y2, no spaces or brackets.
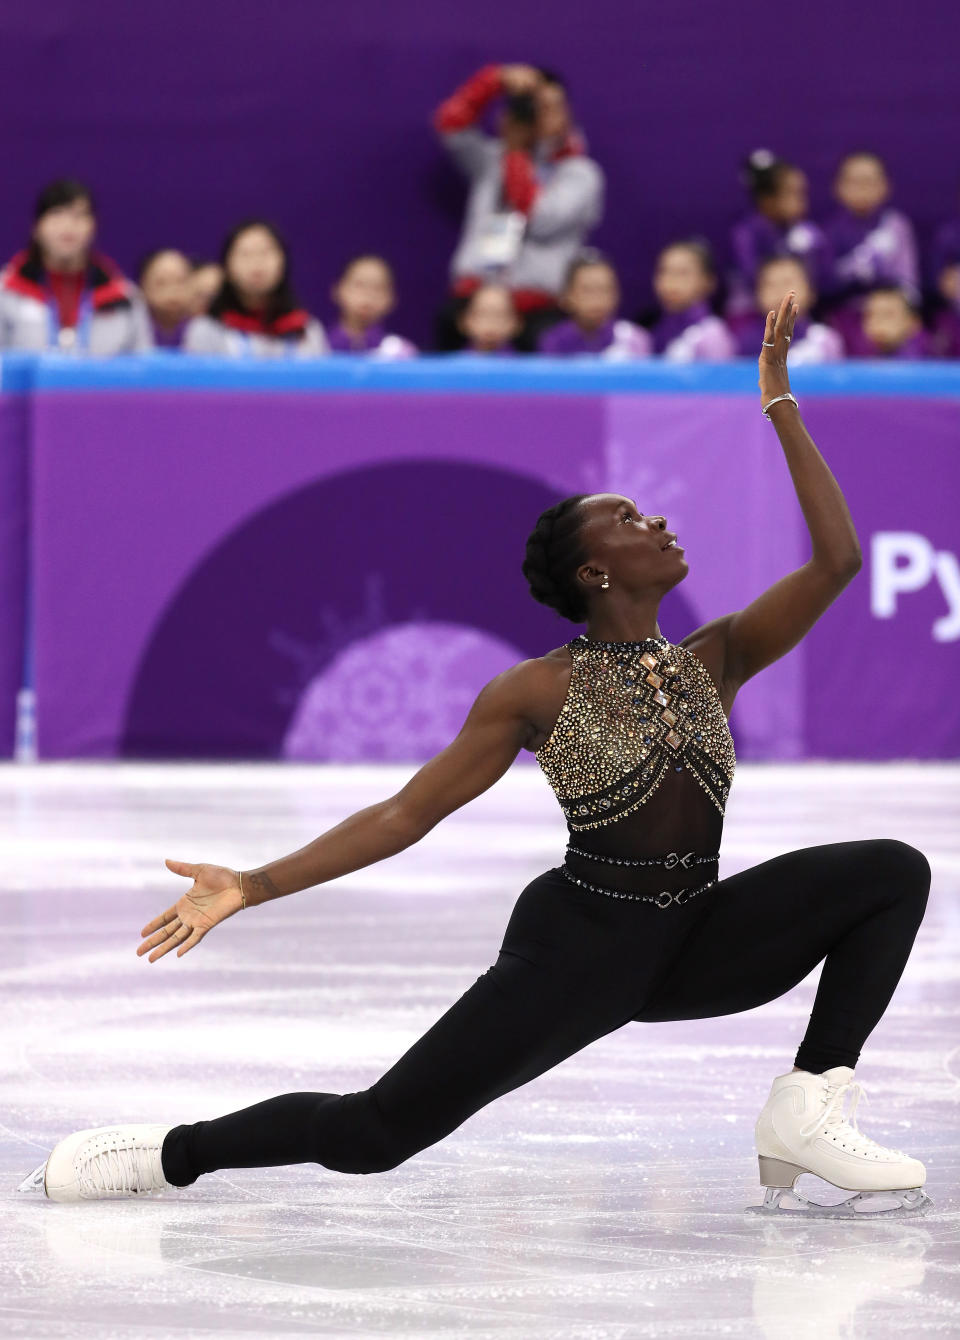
161,838,930,1187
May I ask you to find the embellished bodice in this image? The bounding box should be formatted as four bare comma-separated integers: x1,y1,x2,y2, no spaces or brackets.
535,635,736,832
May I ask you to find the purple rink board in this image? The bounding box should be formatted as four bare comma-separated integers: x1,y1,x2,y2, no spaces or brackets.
28,388,960,762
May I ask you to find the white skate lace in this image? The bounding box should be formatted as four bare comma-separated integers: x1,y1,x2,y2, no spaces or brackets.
799,1078,910,1159
78,1137,157,1196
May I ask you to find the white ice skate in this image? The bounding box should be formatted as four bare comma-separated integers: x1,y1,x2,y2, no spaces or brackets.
746,1066,933,1218
19,1124,179,1203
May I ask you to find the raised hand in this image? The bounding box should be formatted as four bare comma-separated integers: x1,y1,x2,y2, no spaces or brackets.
758,289,799,407
137,860,244,964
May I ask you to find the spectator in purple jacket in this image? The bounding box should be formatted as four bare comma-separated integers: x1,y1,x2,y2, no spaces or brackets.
823,152,920,354
728,256,844,362
538,253,651,358
457,282,520,354
328,255,417,358
930,261,960,359
857,287,930,359
726,149,831,317
138,249,194,349
928,196,960,358
649,240,736,361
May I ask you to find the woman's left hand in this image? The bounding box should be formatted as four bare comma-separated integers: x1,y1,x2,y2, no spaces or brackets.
758,289,799,406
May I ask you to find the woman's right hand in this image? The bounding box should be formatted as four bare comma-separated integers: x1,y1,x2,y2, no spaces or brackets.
137,860,244,963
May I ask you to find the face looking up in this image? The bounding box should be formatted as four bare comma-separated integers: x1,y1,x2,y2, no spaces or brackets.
33,198,96,270
653,246,713,314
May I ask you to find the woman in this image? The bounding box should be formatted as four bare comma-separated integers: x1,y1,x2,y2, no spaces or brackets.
648,240,736,360
36,294,932,1218
183,219,328,358
0,177,152,354
538,253,652,358
327,255,416,358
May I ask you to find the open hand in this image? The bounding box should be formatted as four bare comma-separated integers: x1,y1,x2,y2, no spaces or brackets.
137,860,243,963
758,289,799,406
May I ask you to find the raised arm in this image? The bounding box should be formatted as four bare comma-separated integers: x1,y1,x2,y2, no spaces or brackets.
137,659,547,962
709,290,863,689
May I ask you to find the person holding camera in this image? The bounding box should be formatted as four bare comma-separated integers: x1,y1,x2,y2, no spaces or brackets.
432,63,604,351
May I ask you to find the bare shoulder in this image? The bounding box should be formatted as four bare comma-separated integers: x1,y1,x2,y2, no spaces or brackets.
677,614,737,717
483,643,574,754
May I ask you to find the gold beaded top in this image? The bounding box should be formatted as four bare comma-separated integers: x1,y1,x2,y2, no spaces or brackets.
535,635,736,830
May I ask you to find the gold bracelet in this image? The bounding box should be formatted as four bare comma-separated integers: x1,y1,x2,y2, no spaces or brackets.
238,870,246,909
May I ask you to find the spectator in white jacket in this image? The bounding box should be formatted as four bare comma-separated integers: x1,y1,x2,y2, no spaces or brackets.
0,177,152,354
184,219,328,358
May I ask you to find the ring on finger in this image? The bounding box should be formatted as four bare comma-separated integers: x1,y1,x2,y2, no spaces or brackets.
762,340,775,347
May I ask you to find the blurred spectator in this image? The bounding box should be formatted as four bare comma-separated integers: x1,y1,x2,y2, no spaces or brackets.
823,152,920,353
138,249,194,348
327,255,417,358
0,177,152,353
433,63,604,351
183,220,328,358
930,261,960,359
726,150,831,317
190,260,224,315
539,254,651,358
456,282,520,353
928,195,960,358
857,286,930,359
728,256,844,362
649,240,736,360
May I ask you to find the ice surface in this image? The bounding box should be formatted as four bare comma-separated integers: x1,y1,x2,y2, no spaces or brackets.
1,761,958,1337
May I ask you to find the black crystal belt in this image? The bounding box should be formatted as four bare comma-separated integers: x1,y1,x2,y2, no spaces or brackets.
565,845,719,870
558,863,718,909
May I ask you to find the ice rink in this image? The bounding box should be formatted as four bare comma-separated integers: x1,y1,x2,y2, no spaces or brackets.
2,760,958,1337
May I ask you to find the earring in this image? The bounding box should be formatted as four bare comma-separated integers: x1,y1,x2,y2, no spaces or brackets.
600,575,610,590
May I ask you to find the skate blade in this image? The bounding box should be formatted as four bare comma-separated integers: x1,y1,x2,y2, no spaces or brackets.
745,1185,933,1218
17,1161,48,1194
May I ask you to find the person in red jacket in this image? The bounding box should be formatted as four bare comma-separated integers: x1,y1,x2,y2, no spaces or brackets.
0,177,152,354
432,63,604,351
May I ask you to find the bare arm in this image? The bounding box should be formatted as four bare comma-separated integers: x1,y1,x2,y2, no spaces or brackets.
719,291,863,687
242,661,537,904
138,660,545,961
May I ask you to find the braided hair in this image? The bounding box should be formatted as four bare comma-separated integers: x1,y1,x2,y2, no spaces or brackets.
522,494,591,624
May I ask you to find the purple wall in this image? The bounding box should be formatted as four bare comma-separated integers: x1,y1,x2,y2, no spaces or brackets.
1,1,957,346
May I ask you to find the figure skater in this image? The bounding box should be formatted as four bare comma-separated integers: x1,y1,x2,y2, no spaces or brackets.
29,292,932,1218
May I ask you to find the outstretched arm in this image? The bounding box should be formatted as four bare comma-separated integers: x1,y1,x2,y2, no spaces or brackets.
137,660,543,961
721,290,863,688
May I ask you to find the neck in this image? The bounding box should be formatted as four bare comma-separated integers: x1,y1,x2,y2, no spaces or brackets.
238,291,268,314
44,254,86,275
575,315,609,333
585,598,663,644
340,314,372,337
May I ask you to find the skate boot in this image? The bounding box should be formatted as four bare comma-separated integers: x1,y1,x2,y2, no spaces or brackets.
25,1125,180,1202
746,1066,933,1218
